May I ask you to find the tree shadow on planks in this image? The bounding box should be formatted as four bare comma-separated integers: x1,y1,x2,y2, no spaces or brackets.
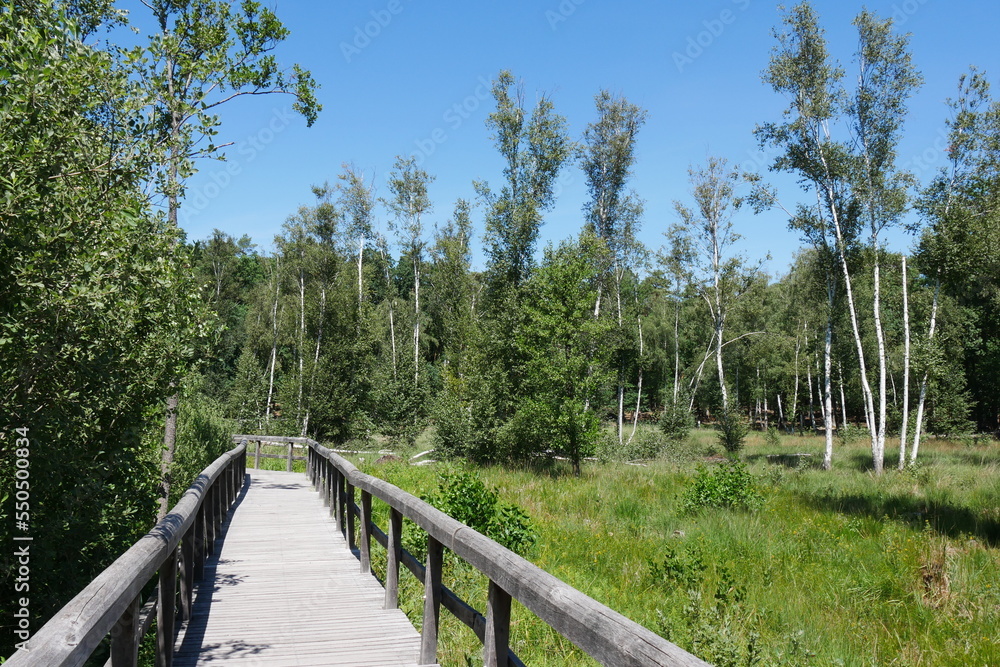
796,487,1000,547
174,475,259,663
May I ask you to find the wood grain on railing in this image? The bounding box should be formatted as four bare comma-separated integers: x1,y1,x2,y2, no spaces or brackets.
6,443,247,667
238,434,708,667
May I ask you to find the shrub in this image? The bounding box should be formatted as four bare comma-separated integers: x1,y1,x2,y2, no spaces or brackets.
763,426,781,447
660,401,696,442
682,461,762,512
424,468,536,556
837,422,866,445
717,405,749,454
595,425,665,462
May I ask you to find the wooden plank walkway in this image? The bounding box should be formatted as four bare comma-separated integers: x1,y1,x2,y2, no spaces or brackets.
173,468,430,666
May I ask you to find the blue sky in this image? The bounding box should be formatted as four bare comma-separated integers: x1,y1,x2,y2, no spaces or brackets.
168,0,1000,276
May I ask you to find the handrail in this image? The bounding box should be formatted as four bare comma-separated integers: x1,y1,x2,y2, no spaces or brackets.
237,435,708,667
6,442,247,667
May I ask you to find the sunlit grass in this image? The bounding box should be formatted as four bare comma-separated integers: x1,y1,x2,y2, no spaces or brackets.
343,427,1000,666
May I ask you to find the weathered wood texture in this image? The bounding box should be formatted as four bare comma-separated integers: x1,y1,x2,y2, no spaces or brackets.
6,444,246,667
294,439,710,667
172,468,426,667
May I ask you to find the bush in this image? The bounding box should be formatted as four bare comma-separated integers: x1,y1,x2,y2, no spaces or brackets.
595,425,665,462
682,461,762,512
660,401,696,442
838,423,866,445
763,426,781,447
717,405,749,454
424,468,536,556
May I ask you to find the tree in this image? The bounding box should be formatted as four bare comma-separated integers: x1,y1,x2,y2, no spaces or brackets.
130,0,320,513
505,234,613,475
0,3,208,649
913,68,1000,454
385,155,435,384
477,70,571,298
756,2,919,473
675,157,750,415
580,90,648,444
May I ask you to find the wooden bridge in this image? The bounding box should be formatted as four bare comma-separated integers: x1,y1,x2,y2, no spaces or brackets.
6,436,708,667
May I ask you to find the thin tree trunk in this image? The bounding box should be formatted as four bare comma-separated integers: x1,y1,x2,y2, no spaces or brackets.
672,292,681,405
872,250,888,473
159,64,181,520
265,256,280,427
806,331,815,432
628,312,644,444
910,276,940,464
839,361,848,429
158,389,178,519
615,265,625,444
899,255,911,469
792,323,802,431
297,264,305,431
713,228,728,412
357,236,364,308
414,262,420,384
823,276,835,469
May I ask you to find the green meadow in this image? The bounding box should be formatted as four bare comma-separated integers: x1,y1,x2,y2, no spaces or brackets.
344,428,1000,666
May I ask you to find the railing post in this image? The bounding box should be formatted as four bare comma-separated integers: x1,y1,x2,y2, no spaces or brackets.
254,440,261,469
206,485,217,554
345,480,356,551
324,460,332,512
306,445,312,481
110,592,140,667
194,497,206,580
385,508,402,609
335,470,345,536
286,443,293,472
420,536,443,665
179,528,195,622
359,490,372,574
321,457,330,508
485,580,512,667
156,548,177,667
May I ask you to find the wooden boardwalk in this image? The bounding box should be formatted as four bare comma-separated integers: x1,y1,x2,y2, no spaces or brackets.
173,468,429,667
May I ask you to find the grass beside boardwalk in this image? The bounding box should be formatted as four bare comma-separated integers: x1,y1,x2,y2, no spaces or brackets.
347,427,1000,666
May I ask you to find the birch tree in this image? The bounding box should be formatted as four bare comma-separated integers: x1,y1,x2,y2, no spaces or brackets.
757,2,918,473
477,70,571,299
580,90,647,444
675,157,745,414
131,0,320,513
385,155,434,383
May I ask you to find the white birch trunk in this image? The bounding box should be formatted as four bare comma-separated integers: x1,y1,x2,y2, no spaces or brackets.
872,251,889,473
823,277,835,469
910,276,940,464
899,255,911,469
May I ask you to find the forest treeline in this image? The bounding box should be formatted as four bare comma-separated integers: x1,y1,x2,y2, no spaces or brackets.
2,0,1000,656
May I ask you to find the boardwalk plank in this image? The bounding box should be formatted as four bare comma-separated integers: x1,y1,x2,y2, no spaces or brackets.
173,469,430,666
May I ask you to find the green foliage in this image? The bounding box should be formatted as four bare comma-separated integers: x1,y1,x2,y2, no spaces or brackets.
660,401,695,442
837,422,866,445
682,461,762,512
763,426,781,447
0,4,209,652
717,406,749,454
169,379,235,505
651,543,763,667
424,468,536,556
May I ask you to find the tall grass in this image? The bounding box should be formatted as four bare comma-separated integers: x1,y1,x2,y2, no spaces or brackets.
347,427,1000,666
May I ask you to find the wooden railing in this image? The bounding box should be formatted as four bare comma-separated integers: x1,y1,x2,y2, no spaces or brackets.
239,434,708,667
6,442,247,667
